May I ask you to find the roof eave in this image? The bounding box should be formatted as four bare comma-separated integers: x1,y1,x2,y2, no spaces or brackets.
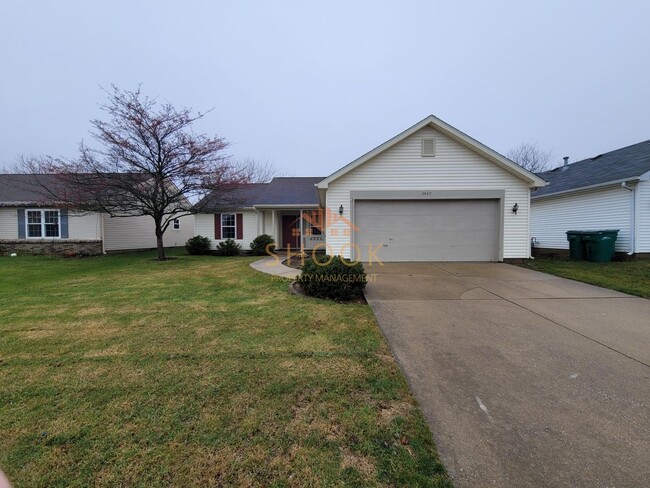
531,176,645,200
253,204,320,209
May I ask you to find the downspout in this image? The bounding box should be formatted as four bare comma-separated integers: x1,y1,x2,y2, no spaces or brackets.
101,213,106,254
299,209,304,254
621,182,635,255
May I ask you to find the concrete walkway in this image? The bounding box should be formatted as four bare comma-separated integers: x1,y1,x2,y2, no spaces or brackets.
365,262,650,488
249,254,301,279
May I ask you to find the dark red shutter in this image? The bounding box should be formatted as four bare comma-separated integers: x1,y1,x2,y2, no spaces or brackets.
214,213,221,239
236,213,243,240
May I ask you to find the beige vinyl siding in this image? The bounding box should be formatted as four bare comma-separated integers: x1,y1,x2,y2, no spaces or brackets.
531,186,632,252
103,214,195,251
0,208,18,239
0,208,101,241
195,211,257,250
325,126,531,259
67,211,102,240
637,180,650,252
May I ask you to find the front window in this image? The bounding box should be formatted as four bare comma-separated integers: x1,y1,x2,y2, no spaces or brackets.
27,209,60,238
173,218,180,230
305,209,323,235
221,214,235,239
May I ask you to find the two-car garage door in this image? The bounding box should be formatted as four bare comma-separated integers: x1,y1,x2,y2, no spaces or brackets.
354,199,500,262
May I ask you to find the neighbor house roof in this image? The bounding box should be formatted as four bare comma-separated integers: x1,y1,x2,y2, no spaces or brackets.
0,173,155,207
196,177,323,211
316,115,548,190
0,174,71,206
533,140,650,199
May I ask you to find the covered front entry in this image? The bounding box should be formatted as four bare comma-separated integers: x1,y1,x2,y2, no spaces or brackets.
354,199,500,262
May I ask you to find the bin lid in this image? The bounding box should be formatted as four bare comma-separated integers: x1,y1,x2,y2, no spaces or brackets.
566,229,619,235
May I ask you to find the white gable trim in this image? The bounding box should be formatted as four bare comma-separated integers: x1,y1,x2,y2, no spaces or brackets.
317,115,548,189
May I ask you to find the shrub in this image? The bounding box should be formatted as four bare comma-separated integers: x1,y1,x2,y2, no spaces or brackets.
250,234,276,256
215,239,242,256
300,255,367,301
185,235,212,255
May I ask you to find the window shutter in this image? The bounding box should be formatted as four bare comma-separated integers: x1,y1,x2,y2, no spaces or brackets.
214,213,221,239
236,213,243,240
60,209,69,238
17,208,26,239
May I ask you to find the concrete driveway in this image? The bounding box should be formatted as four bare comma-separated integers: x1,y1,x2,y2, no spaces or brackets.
365,262,650,488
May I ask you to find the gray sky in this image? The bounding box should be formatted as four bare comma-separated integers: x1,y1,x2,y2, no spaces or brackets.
1,1,649,175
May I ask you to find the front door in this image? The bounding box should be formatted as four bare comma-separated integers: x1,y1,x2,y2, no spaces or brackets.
282,215,301,249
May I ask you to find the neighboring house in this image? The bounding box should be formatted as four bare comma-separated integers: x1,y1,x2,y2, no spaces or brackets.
0,174,194,255
531,141,650,257
197,115,546,262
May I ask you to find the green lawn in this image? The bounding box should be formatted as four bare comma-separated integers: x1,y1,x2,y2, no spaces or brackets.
523,258,650,298
0,250,450,487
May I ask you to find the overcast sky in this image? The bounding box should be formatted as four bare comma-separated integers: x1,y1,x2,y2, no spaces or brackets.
1,1,648,176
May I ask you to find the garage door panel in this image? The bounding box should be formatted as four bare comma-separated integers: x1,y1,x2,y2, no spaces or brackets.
354,200,499,262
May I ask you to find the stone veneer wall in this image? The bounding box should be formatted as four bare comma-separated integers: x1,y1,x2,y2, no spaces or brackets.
0,240,103,256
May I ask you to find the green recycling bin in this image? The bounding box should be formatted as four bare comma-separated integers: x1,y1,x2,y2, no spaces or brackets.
582,230,619,263
566,231,586,260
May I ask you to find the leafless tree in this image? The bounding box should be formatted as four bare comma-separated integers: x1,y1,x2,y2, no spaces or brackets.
236,157,288,183
507,142,553,174
20,85,253,260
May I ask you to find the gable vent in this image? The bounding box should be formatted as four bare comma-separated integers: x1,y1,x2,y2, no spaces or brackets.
421,137,436,157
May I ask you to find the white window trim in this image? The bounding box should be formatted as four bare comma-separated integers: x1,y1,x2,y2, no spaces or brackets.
221,213,236,239
172,218,180,231
26,208,61,239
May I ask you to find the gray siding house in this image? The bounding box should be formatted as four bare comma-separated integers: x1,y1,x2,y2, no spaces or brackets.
531,141,650,257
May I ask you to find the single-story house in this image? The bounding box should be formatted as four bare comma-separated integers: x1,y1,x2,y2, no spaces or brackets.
531,140,650,257
197,115,547,262
0,174,195,255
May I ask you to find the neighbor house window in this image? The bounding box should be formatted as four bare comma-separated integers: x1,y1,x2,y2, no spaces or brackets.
173,218,180,230
221,214,236,239
26,209,60,238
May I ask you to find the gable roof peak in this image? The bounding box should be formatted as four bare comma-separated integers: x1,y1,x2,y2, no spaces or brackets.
317,115,547,189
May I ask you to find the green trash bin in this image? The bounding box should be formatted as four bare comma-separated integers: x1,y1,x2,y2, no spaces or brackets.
566,231,586,260
582,230,619,263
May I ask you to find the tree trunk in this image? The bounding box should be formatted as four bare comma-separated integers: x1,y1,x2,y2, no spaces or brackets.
155,218,166,260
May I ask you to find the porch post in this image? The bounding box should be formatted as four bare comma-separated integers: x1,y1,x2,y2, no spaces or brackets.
299,209,304,253
271,210,276,243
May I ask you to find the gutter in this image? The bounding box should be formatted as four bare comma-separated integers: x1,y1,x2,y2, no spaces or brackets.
531,176,646,201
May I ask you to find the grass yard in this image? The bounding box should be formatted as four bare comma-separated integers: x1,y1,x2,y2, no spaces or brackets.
523,258,650,298
0,250,450,487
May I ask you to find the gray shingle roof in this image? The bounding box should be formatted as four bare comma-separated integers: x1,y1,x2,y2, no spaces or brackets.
196,183,270,210
0,174,69,206
533,140,650,198
197,177,323,210
254,177,323,205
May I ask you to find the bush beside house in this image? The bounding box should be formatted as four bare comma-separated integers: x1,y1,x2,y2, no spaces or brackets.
215,239,242,256
185,235,212,255
300,256,367,301
249,234,276,256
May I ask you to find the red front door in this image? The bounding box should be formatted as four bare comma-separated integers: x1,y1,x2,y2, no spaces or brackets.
282,215,300,249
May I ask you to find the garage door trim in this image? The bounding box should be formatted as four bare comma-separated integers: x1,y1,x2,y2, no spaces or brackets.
350,190,505,262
